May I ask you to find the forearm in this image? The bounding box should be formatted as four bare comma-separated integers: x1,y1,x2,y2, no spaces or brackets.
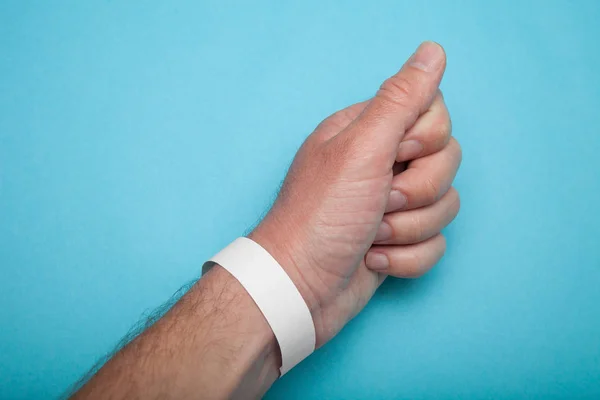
73,266,280,400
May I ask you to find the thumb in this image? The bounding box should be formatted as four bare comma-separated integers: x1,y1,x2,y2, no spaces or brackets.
340,41,446,169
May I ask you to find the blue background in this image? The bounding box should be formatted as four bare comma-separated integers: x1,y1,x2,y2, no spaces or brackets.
1,1,599,398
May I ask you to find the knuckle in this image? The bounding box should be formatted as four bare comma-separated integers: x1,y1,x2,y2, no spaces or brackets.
439,234,447,256
407,213,425,243
378,75,416,109
305,128,327,146
449,187,461,214
436,116,452,145
327,107,359,129
449,137,463,164
315,114,342,134
423,175,441,204
313,102,367,141
403,234,446,279
339,104,364,123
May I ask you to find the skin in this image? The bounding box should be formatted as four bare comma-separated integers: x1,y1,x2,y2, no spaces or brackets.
71,41,461,399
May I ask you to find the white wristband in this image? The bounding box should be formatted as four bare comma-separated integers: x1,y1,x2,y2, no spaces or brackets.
204,237,316,376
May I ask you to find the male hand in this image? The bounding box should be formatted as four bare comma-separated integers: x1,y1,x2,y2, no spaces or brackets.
250,41,462,346
70,42,462,400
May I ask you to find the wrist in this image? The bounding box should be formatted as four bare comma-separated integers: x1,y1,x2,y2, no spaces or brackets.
248,216,323,324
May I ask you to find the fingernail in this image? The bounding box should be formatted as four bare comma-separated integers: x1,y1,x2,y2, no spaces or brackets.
409,41,444,72
366,252,389,271
387,190,407,211
375,221,393,241
397,140,424,162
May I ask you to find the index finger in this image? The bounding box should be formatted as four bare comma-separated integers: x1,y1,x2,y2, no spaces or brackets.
387,137,462,212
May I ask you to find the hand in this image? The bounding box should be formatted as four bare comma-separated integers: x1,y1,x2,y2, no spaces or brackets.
250,41,462,347
70,41,462,400
369,89,461,276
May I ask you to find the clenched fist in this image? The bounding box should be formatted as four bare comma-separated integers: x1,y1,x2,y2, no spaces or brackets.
250,41,461,346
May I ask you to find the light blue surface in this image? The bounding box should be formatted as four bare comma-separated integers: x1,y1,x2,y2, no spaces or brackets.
1,1,600,398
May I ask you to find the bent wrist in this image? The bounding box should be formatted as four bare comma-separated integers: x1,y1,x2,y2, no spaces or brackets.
248,221,322,317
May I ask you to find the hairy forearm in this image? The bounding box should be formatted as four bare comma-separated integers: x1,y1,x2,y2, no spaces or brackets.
73,266,280,400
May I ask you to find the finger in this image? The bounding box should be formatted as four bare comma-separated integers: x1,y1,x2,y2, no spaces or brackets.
387,137,462,212
365,234,446,278
396,90,451,162
375,187,459,245
337,42,447,172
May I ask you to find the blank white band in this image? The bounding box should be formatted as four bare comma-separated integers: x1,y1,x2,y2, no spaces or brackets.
205,237,315,375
